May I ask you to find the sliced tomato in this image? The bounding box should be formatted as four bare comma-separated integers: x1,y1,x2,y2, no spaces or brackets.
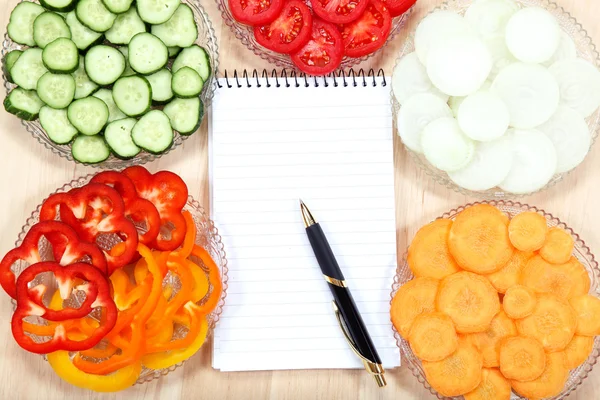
312,0,369,25
291,19,344,75
339,0,392,58
253,0,313,54
381,0,416,17
228,0,284,26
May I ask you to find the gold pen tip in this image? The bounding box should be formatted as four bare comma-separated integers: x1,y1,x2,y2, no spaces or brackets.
299,200,316,227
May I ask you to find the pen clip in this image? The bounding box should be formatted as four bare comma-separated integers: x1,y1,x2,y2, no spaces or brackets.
331,300,387,387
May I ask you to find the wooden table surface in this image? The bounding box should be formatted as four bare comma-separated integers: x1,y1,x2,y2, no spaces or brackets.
1,0,600,398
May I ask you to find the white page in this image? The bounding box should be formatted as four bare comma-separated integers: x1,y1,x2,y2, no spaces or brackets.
209,76,399,371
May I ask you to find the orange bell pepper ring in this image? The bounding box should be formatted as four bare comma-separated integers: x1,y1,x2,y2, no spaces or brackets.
172,211,196,259
191,245,223,316
73,243,163,375
145,302,205,353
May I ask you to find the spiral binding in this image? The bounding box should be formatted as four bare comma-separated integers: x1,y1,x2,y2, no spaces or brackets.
216,68,387,89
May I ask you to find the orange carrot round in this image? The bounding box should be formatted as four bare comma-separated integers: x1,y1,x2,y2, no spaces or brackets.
390,277,439,338
407,219,461,280
569,294,600,336
449,204,514,274
499,336,546,381
503,285,537,319
539,227,574,264
507,211,548,252
564,335,594,370
511,352,569,399
463,368,511,400
486,250,533,294
408,312,458,362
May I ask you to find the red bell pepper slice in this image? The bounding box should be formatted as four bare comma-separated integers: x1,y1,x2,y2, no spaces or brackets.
122,166,189,251
90,171,161,245
0,221,107,299
40,184,139,274
12,261,117,354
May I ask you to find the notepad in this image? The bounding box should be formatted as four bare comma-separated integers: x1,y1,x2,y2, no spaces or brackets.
209,71,399,371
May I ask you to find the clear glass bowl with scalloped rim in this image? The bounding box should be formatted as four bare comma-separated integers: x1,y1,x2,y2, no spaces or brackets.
1,0,219,168
9,174,228,385
391,0,600,199
390,201,600,400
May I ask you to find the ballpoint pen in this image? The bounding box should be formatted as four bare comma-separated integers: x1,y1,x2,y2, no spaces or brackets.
300,199,386,387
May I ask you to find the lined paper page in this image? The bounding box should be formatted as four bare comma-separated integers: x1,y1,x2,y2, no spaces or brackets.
209,77,399,371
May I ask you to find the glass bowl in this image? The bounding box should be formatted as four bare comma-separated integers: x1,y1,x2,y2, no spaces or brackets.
391,0,600,199
215,0,413,71
9,174,228,385
390,200,600,400
1,0,220,168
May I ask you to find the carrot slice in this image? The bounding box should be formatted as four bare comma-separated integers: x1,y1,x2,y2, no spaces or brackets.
407,219,461,279
521,255,590,300
449,204,514,274
465,311,517,368
498,336,546,381
390,277,439,338
508,211,548,252
437,271,501,333
503,285,537,319
422,340,483,397
408,312,458,362
539,227,574,264
516,294,577,352
564,335,594,369
486,250,534,294
569,294,600,336
510,352,569,399
463,368,511,400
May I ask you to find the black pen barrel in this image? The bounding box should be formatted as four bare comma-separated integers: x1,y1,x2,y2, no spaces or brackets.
328,283,382,364
306,223,345,281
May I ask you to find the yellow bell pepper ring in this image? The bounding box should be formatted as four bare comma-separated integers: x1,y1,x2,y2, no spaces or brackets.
141,317,209,370
47,351,142,392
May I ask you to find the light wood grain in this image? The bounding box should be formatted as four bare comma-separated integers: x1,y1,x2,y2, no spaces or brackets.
1,0,600,398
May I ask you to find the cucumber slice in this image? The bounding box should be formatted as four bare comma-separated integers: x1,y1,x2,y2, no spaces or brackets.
112,75,152,116
10,48,48,90
172,67,203,98
93,88,126,122
499,129,557,194
105,7,146,44
7,2,45,47
172,45,211,81
168,46,181,58
427,35,492,97
72,58,99,99
392,52,448,105
67,97,109,135
40,0,76,12
457,89,509,141
421,117,475,172
549,58,600,118
163,97,203,135
39,106,78,144
71,135,110,163
131,110,173,153
33,12,71,49
102,0,134,14
448,134,514,192
85,45,126,85
483,35,516,80
492,62,560,129
127,32,168,75
42,38,79,74
3,50,23,83
505,7,560,64
37,72,76,109
145,68,173,103
543,32,577,68
3,88,45,121
65,11,103,51
104,117,141,159
414,10,473,64
537,106,591,173
397,93,452,153
137,0,179,24
76,0,117,32
151,4,198,48
464,0,517,38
